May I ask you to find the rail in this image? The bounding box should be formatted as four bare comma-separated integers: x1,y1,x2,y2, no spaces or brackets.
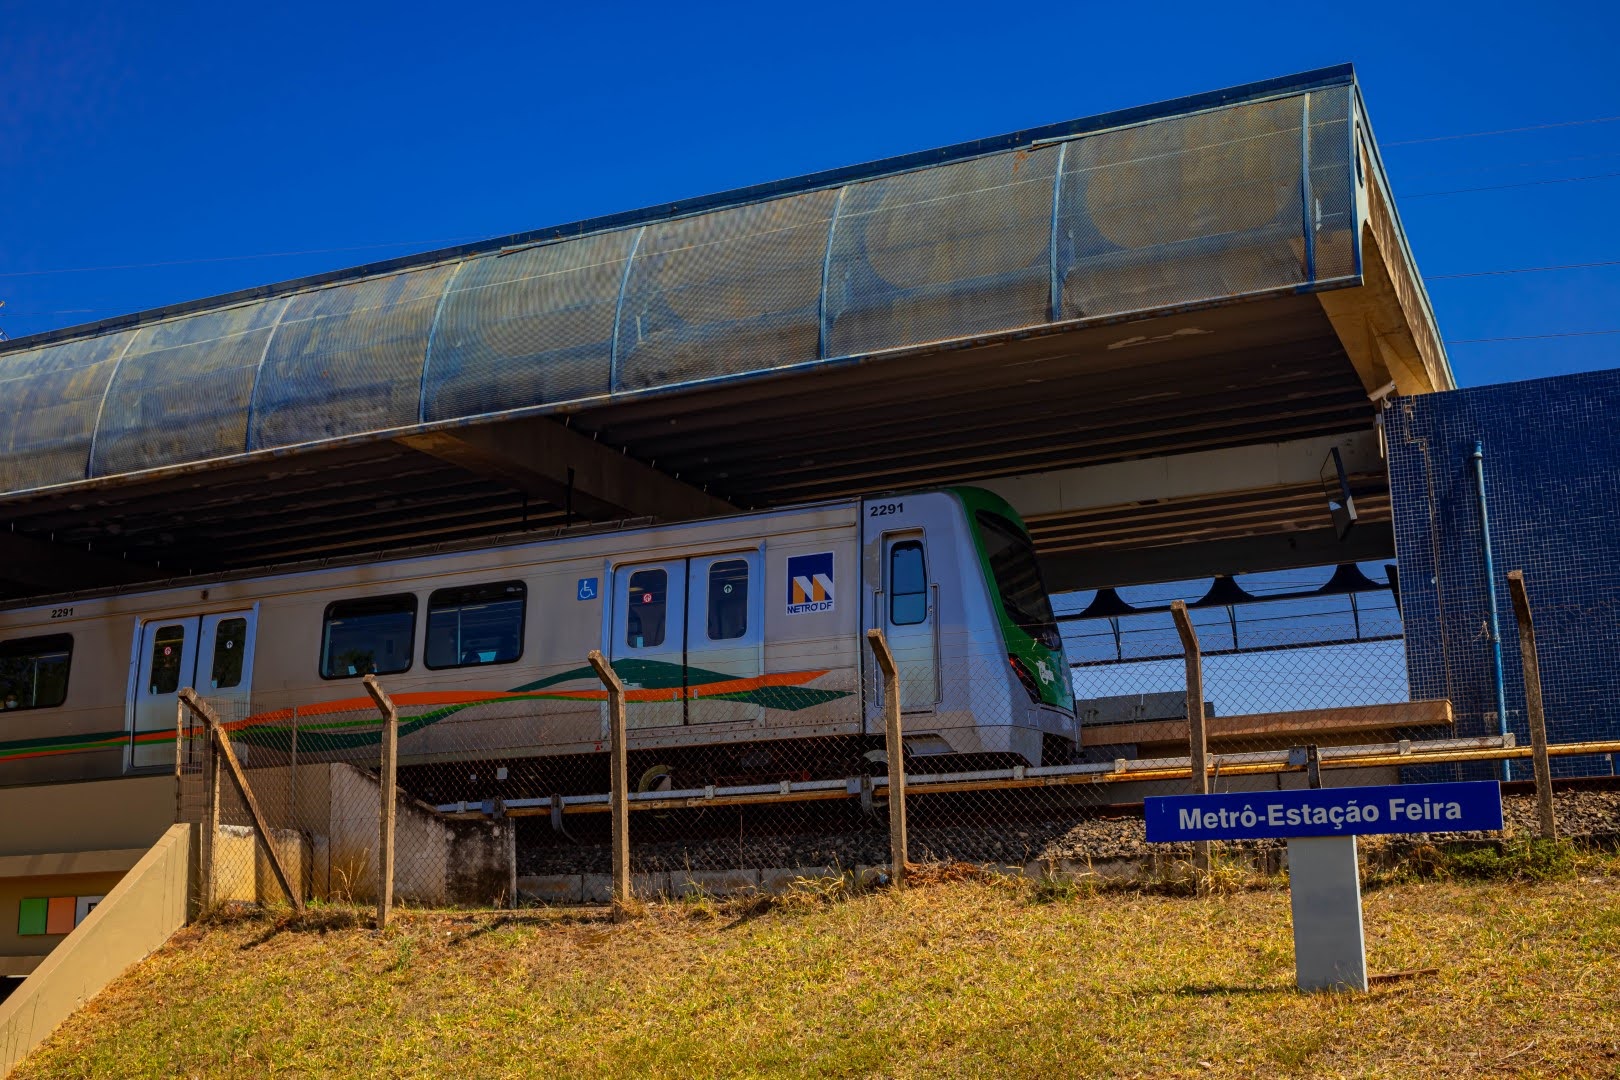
431,734,1620,821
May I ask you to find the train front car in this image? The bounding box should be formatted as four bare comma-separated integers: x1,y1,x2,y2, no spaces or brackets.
862,487,1074,769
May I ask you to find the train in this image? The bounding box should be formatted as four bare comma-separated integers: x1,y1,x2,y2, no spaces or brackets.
0,487,1075,799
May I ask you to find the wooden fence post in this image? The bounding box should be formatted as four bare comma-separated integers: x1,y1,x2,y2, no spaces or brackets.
587,650,632,915
1506,571,1557,840
174,698,187,826
866,629,908,887
200,706,219,913
1170,600,1211,880
179,689,303,914
364,675,399,929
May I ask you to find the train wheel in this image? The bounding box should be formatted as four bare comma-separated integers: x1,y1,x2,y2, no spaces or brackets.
637,764,675,793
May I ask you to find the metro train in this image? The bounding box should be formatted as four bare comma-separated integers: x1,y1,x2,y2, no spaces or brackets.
0,487,1075,797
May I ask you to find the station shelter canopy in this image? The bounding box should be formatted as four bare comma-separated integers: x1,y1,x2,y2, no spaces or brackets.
0,68,1407,503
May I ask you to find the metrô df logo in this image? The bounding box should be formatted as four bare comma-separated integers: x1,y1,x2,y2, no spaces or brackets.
786,552,834,614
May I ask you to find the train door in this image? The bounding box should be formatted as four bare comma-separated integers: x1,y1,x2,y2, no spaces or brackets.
129,610,257,770
609,561,687,729
685,552,763,725
880,533,939,711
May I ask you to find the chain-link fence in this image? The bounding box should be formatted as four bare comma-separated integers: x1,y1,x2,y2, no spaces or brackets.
176,688,518,919
172,566,1620,918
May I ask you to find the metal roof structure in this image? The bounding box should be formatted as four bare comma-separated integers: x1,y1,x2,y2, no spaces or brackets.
0,66,1451,603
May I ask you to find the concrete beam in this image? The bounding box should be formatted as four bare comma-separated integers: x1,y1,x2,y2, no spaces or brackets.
1039,522,1396,592
0,531,159,590
1317,165,1455,397
979,431,1381,521
397,418,735,523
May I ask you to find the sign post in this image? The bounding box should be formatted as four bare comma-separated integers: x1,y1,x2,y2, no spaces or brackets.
1145,781,1503,992
1287,836,1366,990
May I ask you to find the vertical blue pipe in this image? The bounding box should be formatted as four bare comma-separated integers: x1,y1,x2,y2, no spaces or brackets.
1473,440,1510,780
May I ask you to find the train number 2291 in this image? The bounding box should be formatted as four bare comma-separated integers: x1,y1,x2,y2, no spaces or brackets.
50,607,74,619
868,502,904,517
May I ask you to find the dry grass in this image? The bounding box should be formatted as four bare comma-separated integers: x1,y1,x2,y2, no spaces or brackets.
13,852,1620,1079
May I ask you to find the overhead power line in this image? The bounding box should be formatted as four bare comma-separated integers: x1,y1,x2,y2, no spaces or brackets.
1400,150,1620,180
1404,171,1620,199
1385,114,1620,147
1446,329,1620,344
1427,259,1620,280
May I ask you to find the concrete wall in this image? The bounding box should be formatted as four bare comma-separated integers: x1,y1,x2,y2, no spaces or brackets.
211,826,309,907
0,776,177,972
0,776,174,858
199,762,511,907
0,823,191,1076
1387,369,1620,777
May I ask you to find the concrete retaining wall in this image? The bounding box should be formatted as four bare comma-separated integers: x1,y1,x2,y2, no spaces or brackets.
206,762,511,907
0,823,191,1077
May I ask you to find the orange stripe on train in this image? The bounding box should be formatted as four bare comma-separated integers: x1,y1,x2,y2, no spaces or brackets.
230,670,832,728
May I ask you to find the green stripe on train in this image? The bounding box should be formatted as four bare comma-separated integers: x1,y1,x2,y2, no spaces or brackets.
1,659,851,761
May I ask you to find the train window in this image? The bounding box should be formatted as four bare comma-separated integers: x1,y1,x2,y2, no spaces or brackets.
320,594,416,679
0,633,72,711
974,511,1062,649
210,618,247,690
889,541,928,625
707,560,749,640
626,569,667,649
425,581,526,669
149,625,187,695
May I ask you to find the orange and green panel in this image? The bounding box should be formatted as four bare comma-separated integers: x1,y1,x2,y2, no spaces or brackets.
18,895,101,936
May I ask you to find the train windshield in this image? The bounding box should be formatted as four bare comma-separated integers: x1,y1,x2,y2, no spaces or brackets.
973,511,1061,650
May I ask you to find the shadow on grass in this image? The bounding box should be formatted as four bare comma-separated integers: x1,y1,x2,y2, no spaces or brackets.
1166,983,1283,998
233,905,372,949
444,910,610,944
211,902,613,950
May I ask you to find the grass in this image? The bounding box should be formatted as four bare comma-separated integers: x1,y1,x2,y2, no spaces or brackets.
13,849,1620,1079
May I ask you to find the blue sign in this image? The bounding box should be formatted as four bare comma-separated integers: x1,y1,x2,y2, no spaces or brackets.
576,577,598,602
1144,781,1503,843
786,552,835,615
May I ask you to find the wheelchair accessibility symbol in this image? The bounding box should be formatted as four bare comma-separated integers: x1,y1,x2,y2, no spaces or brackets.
577,577,598,601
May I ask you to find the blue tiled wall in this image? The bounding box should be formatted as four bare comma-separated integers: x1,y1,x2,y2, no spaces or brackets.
1387,368,1620,778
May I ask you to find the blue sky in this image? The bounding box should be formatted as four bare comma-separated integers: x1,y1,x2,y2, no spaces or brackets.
2,0,1617,387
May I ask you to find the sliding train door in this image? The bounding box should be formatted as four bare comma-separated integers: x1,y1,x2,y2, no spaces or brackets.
684,552,763,725
608,552,764,729
609,561,687,730
129,609,257,770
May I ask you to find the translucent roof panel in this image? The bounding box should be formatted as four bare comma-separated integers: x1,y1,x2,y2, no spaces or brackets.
615,188,837,391
249,264,457,450
826,146,1057,358
90,298,287,476
1306,86,1356,282
0,330,136,493
1058,93,1309,321
0,69,1407,502
422,230,633,423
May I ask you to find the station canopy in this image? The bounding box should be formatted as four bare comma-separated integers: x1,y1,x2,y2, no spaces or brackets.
0,65,1451,604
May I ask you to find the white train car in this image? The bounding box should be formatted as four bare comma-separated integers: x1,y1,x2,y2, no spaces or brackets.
0,487,1074,796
